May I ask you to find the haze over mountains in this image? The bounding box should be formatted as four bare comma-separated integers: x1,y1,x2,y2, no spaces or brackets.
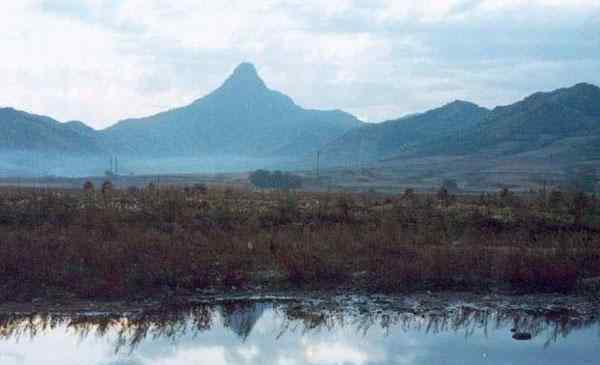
0,62,599,183
0,63,362,176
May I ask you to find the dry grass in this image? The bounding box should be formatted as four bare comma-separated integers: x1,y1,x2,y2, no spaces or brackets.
0,184,599,299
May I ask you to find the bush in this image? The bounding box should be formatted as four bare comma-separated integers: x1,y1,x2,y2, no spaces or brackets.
249,170,302,190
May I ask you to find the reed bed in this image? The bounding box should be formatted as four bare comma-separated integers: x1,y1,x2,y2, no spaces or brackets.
0,184,598,299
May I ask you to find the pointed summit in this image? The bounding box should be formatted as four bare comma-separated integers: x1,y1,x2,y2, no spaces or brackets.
104,60,360,158
232,62,259,78
221,62,266,91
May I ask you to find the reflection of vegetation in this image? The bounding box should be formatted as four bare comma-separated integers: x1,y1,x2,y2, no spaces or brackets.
112,305,215,352
0,300,597,352
280,302,599,348
0,305,216,353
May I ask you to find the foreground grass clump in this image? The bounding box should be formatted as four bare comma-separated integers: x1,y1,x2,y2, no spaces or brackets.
0,184,599,299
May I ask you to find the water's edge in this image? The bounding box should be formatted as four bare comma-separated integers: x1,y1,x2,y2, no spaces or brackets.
2,291,598,318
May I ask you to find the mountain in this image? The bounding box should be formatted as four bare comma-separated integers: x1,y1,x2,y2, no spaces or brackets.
320,82,600,168
0,67,598,183
99,63,363,158
0,107,102,154
414,83,600,159
63,120,98,138
320,100,490,164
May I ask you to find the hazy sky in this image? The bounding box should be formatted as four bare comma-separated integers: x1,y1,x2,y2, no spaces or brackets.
2,0,600,128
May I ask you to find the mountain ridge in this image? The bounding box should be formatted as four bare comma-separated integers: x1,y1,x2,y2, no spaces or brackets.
0,66,599,178
0,107,103,154
319,82,600,165
416,82,600,159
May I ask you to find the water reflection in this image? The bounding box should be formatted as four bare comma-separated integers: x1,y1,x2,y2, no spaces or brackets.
0,298,598,364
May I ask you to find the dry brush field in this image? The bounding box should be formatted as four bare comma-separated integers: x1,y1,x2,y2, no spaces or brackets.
0,183,599,300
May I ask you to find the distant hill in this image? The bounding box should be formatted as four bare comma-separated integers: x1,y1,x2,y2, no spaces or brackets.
410,83,600,160
319,83,600,168
320,100,490,164
0,108,102,154
98,63,363,158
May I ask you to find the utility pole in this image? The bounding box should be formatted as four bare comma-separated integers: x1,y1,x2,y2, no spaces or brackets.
543,179,547,198
358,138,364,172
316,150,321,182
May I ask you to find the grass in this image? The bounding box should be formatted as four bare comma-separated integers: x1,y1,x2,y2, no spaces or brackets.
0,183,599,300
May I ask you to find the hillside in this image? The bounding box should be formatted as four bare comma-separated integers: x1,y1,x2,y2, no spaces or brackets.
320,100,490,164
0,108,102,154
318,83,600,168
412,83,600,160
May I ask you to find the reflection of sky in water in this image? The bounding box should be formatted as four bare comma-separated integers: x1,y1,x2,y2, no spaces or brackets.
0,303,598,365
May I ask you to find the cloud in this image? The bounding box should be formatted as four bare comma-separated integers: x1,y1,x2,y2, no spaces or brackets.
0,0,599,127
304,342,373,364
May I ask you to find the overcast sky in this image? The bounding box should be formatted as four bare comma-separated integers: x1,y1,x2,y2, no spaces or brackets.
2,0,600,128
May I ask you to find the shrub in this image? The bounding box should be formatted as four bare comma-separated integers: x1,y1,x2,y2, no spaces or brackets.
249,170,302,190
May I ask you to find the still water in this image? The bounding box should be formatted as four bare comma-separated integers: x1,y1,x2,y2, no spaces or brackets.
0,297,597,365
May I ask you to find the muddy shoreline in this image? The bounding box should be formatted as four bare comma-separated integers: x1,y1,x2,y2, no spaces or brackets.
1,290,598,320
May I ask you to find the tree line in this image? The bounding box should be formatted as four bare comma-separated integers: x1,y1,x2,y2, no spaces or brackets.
249,170,302,190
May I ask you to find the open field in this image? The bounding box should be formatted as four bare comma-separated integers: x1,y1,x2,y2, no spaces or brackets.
1,160,594,195
0,183,599,300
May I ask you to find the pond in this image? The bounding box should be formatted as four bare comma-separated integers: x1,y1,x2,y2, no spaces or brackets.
0,295,597,365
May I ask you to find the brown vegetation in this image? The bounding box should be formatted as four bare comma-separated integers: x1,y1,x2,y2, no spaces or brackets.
0,183,599,299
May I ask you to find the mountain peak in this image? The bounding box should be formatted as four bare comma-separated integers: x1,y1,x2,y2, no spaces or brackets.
446,100,478,108
221,62,266,90
438,100,485,114
564,82,600,99
0,107,18,114
233,62,258,77
571,82,599,90
514,82,600,117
